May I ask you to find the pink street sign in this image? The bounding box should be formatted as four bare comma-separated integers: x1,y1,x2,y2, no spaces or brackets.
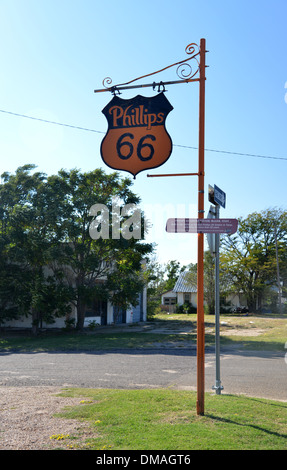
166,218,238,234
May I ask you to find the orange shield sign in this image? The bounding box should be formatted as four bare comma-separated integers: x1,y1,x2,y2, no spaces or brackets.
100,93,173,178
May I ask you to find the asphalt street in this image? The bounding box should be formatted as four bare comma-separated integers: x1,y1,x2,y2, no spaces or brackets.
0,347,286,402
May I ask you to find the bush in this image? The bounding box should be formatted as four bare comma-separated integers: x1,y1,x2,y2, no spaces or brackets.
176,303,196,314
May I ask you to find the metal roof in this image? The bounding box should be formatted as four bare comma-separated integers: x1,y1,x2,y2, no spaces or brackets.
173,272,197,293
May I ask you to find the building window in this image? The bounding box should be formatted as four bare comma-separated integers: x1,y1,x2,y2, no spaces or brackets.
184,293,190,303
164,297,176,305
85,299,107,318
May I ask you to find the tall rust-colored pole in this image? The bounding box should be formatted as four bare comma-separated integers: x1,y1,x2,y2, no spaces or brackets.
197,38,206,416
95,38,207,414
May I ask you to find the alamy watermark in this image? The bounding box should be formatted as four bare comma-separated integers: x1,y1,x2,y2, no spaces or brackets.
89,197,196,241
89,200,142,240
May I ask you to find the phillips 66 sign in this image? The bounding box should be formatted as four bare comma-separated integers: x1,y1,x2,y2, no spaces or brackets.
100,92,173,178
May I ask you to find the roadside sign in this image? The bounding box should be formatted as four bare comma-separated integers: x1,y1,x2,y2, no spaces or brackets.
206,232,215,255
214,184,226,208
101,93,173,178
166,218,238,234
207,206,216,255
207,206,216,219
208,184,216,205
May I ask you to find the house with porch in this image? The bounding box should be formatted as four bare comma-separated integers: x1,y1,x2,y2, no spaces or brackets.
2,259,147,330
161,272,197,313
161,271,243,313
3,290,147,330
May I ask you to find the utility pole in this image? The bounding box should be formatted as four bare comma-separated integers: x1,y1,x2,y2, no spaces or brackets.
95,39,208,415
274,223,282,315
212,203,223,394
196,37,206,416
208,184,226,395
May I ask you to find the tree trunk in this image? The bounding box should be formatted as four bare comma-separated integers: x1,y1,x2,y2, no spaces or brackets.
31,308,39,336
76,297,86,331
246,293,256,313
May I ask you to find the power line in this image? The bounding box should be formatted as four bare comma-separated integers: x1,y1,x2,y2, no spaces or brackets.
0,109,104,134
0,108,286,162
174,144,287,161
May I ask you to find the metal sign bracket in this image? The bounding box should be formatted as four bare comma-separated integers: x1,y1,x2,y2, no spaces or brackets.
94,42,205,95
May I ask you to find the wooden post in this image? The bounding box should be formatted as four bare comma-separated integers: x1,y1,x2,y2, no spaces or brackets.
95,38,207,414
197,38,206,416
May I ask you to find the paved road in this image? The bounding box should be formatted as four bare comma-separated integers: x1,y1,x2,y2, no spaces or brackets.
0,347,286,402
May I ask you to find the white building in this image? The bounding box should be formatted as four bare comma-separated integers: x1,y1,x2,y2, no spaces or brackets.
2,259,147,329
161,272,197,313
161,271,243,313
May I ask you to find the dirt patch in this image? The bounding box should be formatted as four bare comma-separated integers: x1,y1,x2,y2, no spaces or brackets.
0,386,98,450
220,328,265,337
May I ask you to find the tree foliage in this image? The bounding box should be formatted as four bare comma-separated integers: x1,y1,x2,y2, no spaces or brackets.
220,208,287,312
0,165,152,332
144,258,187,316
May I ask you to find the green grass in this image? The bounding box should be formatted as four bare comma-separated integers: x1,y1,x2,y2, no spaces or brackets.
1,314,287,450
54,388,287,450
152,313,287,351
0,313,286,352
0,330,166,352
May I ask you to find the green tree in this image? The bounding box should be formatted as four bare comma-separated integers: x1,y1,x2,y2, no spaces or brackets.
0,165,153,332
164,260,186,292
204,251,215,314
144,257,167,317
144,258,186,317
0,165,72,333
45,167,152,330
184,254,217,314
220,208,287,312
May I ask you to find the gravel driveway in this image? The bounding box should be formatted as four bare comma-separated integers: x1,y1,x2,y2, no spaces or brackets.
0,386,99,450
1,320,286,450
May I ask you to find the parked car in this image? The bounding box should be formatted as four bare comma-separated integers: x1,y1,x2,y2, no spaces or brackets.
233,306,249,314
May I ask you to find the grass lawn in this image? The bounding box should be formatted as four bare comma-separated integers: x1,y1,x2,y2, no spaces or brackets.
154,312,287,351
1,312,286,352
1,313,286,450
52,388,287,450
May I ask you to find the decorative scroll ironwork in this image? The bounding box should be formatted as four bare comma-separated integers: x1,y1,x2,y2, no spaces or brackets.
102,43,200,91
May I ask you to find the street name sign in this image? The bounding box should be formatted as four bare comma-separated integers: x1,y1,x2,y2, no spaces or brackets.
214,184,226,208
208,184,226,208
166,218,238,234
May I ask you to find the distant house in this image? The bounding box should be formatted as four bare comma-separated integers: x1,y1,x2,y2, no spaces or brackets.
84,290,146,327
3,290,147,330
173,272,197,307
161,272,197,313
2,260,147,329
160,289,177,313
161,271,243,313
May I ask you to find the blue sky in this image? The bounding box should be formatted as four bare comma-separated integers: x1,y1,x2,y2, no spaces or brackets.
0,0,286,266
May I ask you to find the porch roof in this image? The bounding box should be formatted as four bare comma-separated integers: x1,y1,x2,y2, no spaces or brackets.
173,272,197,293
